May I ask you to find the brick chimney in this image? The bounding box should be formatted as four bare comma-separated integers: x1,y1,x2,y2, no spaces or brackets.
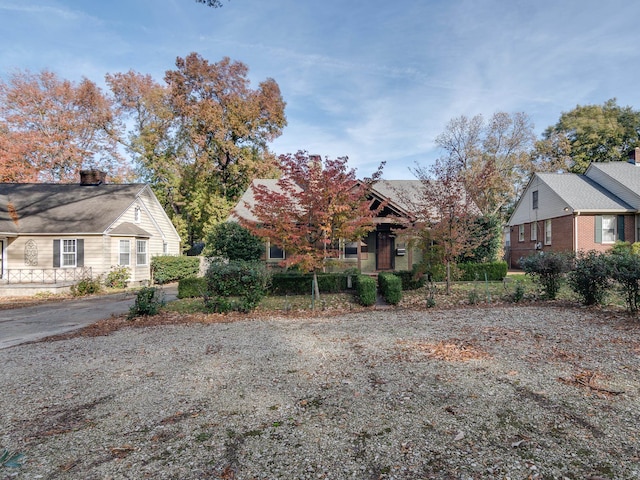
628,147,640,166
80,169,107,185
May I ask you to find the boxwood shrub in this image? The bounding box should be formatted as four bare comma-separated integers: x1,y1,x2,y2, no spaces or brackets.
378,272,402,305
393,270,426,290
205,260,270,313
151,256,200,284
355,275,377,306
458,261,508,281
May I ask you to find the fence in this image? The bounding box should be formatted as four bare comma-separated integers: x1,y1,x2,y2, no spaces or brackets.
4,267,92,284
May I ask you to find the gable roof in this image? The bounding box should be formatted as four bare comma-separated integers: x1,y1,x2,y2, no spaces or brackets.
0,183,147,235
535,173,633,212
586,161,640,194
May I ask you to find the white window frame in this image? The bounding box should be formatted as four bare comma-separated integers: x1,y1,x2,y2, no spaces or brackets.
134,206,141,223
163,241,168,254
62,239,77,267
518,224,525,242
544,219,552,245
531,222,537,242
119,240,131,266
136,240,148,266
532,190,538,210
601,215,616,244
344,240,359,259
268,242,285,260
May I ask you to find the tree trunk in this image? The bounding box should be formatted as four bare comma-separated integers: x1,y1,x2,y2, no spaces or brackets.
313,271,321,304
445,260,451,295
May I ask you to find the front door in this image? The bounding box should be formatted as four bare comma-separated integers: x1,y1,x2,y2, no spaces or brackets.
376,231,394,270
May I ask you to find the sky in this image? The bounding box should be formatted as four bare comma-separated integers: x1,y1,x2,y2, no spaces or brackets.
1,0,640,179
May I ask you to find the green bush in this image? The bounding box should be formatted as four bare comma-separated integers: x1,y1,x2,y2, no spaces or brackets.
128,287,166,319
178,277,207,298
393,269,426,290
458,261,508,281
205,260,270,313
151,256,200,284
567,250,611,306
355,275,377,306
521,252,573,300
269,272,348,295
70,276,102,296
378,272,402,305
608,249,640,313
104,265,130,289
203,222,264,261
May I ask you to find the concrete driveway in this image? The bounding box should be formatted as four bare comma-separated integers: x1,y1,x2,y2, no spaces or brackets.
0,284,178,350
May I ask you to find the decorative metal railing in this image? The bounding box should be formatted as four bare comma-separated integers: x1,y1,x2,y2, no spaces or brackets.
4,267,92,284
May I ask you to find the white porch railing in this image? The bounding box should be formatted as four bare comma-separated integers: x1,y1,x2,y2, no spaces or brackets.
4,267,92,284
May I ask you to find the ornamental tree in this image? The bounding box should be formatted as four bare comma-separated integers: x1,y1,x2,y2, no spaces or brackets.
245,151,384,275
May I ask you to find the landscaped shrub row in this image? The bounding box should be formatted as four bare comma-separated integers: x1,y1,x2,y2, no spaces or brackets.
378,272,402,305
151,256,200,284
392,270,426,290
205,260,270,313
458,261,508,281
269,273,349,295
355,275,377,306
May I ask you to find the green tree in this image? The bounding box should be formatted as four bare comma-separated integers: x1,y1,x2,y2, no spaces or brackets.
203,221,264,261
538,99,640,173
107,54,287,248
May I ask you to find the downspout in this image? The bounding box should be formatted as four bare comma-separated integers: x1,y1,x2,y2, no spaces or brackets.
574,212,580,252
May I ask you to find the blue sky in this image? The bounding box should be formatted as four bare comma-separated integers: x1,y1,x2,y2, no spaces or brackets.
1,0,640,179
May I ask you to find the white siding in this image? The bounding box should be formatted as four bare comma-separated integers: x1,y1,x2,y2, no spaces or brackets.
509,175,571,226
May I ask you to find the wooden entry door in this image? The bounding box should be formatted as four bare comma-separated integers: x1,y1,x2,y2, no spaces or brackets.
376,231,394,270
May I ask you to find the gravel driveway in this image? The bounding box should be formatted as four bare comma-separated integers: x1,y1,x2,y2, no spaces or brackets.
1,306,639,479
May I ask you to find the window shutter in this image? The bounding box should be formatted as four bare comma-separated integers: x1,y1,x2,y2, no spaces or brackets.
77,239,84,267
595,216,602,243
53,240,60,267
617,216,625,242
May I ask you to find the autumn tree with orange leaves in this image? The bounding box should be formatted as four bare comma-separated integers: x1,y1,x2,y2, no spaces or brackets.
245,151,383,295
0,70,127,183
108,54,287,247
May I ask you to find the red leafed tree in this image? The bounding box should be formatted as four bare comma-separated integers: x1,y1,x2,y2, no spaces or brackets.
245,151,384,275
0,70,126,183
407,156,482,294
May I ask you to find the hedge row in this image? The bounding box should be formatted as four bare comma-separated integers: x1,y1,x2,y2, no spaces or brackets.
458,261,508,281
151,256,200,284
393,270,426,290
177,277,207,299
269,273,349,295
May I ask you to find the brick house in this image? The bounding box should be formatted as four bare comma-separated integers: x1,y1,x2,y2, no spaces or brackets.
507,149,640,267
0,170,181,295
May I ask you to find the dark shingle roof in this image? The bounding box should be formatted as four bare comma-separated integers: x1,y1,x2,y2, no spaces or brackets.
537,173,634,212
0,183,146,235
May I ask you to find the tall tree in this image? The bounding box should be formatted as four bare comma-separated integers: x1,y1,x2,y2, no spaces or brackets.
0,70,126,182
435,112,536,219
406,157,482,294
538,99,640,173
196,0,226,6
244,151,383,278
107,54,287,247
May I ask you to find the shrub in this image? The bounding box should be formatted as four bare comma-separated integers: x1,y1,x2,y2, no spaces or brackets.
567,250,611,306
607,249,640,313
520,252,573,300
204,222,264,261
393,269,426,290
205,260,270,313
458,261,508,281
151,256,200,284
355,275,377,306
178,277,207,299
128,287,166,319
104,265,130,289
70,276,102,296
378,272,402,305
270,272,348,295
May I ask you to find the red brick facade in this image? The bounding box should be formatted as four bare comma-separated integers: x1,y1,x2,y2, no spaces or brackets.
508,214,636,267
